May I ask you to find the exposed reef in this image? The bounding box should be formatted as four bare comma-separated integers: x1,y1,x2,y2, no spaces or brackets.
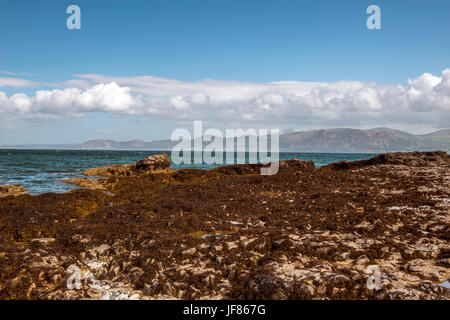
64,153,173,190
0,151,449,300
0,185,27,197
83,153,172,178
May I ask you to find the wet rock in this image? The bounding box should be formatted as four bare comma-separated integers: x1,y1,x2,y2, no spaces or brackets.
215,256,224,265
436,258,450,268
61,178,106,190
300,283,315,297
325,273,351,287
278,159,316,172
419,280,440,294
252,274,286,299
83,163,135,177
228,269,237,281
143,283,154,296
355,255,370,265
271,239,293,251
82,153,171,178
26,283,36,299
135,154,170,171
204,274,215,286
321,151,449,170
0,184,26,197
333,251,350,261
183,247,197,255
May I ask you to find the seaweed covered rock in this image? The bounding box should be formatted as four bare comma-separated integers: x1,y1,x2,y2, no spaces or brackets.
83,153,171,177
83,163,135,177
321,151,449,170
135,153,171,171
0,184,26,197
1,151,449,300
212,159,316,175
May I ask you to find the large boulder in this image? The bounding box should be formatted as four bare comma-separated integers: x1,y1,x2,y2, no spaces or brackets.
134,153,171,171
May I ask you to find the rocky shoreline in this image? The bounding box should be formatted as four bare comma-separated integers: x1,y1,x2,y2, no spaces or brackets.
0,151,449,300
0,185,27,198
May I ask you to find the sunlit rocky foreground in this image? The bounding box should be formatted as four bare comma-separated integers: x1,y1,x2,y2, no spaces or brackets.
0,151,449,300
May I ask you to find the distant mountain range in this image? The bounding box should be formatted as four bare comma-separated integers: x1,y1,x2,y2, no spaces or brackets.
2,128,449,153
79,139,176,150
279,128,450,152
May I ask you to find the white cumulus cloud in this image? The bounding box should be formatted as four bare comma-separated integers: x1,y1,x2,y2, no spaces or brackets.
1,69,450,132
0,82,141,120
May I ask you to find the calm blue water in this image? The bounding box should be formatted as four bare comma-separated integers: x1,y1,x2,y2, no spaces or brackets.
0,149,376,194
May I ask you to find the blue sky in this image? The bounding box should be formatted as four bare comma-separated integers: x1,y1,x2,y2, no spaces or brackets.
0,0,449,144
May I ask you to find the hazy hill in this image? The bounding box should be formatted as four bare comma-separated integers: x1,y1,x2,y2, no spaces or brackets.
77,127,450,153
417,129,450,151
80,139,177,150
279,128,423,152
2,128,448,152
0,143,81,150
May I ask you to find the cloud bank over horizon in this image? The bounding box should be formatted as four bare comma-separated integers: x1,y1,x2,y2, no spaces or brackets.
1,69,449,134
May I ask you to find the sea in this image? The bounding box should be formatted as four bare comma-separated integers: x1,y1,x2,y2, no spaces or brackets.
0,149,377,195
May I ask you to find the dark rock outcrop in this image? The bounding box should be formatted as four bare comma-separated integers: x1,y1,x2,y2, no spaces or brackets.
212,159,316,175
321,151,449,171
135,154,171,171
83,153,172,178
